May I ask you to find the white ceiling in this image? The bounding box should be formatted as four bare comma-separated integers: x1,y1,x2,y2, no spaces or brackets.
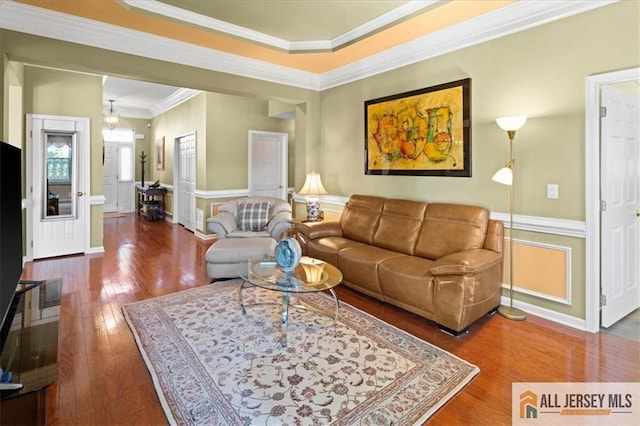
102,76,200,120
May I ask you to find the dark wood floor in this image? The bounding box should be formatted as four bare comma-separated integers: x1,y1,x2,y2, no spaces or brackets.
22,214,639,425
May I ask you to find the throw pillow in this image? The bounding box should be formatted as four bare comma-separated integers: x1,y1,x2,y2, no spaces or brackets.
237,201,271,231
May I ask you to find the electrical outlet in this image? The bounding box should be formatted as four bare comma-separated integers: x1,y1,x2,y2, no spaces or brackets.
547,184,559,199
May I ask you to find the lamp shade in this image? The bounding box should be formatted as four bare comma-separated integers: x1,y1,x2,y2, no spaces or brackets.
496,116,527,131
298,172,328,196
492,165,513,186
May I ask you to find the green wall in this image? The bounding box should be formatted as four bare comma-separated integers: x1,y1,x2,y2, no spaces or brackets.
318,1,639,221
204,91,294,191
23,66,105,248
150,92,206,187
316,1,639,319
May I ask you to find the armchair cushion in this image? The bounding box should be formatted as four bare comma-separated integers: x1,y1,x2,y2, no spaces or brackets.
237,201,271,231
207,196,292,240
210,211,237,233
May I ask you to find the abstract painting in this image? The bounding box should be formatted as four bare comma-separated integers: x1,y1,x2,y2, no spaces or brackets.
365,78,471,176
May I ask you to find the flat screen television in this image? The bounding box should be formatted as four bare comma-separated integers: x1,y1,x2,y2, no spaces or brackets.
0,141,23,353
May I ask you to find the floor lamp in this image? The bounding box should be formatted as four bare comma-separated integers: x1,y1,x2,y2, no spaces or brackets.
493,116,527,321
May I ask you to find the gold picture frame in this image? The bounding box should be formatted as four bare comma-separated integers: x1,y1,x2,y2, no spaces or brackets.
365,78,471,177
155,136,165,170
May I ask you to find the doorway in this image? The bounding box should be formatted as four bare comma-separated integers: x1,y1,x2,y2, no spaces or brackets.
27,114,90,260
248,130,288,200
585,68,640,333
102,129,135,213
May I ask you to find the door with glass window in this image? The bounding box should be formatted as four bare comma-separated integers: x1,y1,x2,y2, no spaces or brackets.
28,115,88,259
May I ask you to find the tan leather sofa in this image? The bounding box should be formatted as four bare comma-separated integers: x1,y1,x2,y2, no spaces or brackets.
296,194,504,335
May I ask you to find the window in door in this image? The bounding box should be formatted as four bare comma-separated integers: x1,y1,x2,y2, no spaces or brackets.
119,144,133,182
45,132,76,218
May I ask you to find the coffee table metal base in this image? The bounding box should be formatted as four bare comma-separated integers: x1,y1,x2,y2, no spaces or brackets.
238,280,339,348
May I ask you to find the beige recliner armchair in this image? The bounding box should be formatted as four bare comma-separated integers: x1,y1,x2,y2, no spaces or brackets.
206,196,292,241
205,196,292,279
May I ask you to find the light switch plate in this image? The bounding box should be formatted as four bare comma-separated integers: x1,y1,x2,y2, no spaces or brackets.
547,184,559,199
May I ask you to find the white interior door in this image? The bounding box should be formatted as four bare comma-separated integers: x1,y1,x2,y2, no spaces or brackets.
103,131,135,213
103,142,118,212
28,115,88,259
178,133,196,231
249,130,288,200
600,85,640,327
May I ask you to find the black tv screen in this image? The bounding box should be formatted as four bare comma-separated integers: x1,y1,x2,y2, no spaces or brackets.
0,141,23,351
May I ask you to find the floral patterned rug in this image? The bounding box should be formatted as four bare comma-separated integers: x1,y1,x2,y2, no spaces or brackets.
123,280,479,425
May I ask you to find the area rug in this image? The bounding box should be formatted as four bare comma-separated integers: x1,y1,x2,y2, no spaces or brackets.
123,280,479,425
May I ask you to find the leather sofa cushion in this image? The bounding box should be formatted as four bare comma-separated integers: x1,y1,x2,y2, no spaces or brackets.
414,203,489,260
306,237,366,267
338,245,404,296
378,255,436,317
340,195,384,244
373,198,427,255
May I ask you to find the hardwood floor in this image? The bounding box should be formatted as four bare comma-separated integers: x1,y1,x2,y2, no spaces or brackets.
22,214,639,425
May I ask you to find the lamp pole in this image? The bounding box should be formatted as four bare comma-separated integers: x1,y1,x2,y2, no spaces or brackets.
498,130,527,321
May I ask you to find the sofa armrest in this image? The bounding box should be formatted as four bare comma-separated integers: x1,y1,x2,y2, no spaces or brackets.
206,211,237,238
297,221,343,240
430,249,502,276
267,211,292,240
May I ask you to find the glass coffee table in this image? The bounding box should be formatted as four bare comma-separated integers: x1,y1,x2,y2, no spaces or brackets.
238,256,343,348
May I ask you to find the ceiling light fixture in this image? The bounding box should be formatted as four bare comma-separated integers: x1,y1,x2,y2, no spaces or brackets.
104,99,119,130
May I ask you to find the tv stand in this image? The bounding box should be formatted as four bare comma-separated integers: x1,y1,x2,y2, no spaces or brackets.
0,279,60,426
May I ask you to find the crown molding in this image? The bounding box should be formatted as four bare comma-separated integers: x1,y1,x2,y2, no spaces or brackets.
123,0,291,51
0,0,320,90
318,0,616,89
123,0,435,53
0,0,616,93
150,88,201,118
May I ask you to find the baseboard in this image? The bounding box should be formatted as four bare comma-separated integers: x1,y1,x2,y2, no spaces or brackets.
194,230,215,241
501,296,588,332
86,246,105,255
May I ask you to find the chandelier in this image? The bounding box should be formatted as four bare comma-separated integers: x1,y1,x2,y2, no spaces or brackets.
104,99,119,130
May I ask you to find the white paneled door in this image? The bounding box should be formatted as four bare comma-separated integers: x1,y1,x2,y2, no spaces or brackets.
103,130,135,213
103,142,118,212
249,130,288,200
178,133,196,231
600,85,640,327
28,115,88,259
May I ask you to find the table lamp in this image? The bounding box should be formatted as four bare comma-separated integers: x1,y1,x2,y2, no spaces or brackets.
297,172,327,221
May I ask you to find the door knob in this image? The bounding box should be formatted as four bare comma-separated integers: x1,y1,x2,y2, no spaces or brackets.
637,209,640,217
77,191,84,197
